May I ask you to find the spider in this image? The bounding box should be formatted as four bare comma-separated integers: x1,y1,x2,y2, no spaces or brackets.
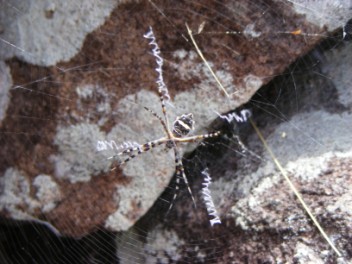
107,27,221,213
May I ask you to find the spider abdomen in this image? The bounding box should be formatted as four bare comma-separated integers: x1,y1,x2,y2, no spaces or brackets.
172,113,195,137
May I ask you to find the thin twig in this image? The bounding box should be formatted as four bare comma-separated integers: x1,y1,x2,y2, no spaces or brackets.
185,23,230,98
249,118,342,258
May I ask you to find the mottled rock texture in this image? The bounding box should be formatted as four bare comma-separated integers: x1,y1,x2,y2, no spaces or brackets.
140,35,352,263
0,0,350,246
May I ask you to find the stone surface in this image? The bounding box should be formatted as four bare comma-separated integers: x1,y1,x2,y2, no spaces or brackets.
0,61,12,124
146,35,352,263
292,0,352,30
0,168,61,219
0,0,118,66
0,0,350,239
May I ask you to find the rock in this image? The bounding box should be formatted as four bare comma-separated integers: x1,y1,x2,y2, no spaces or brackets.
148,28,352,263
0,61,12,124
0,0,350,239
0,0,118,66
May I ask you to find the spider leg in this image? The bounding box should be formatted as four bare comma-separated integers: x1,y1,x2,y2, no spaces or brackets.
109,138,167,170
174,131,221,143
143,106,169,135
158,89,173,139
175,156,196,208
144,26,173,138
166,145,196,214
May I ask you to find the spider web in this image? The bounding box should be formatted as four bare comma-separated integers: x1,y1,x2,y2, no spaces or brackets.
0,0,351,263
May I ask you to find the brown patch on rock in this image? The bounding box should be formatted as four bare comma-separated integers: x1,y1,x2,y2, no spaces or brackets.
47,170,124,237
0,59,58,176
